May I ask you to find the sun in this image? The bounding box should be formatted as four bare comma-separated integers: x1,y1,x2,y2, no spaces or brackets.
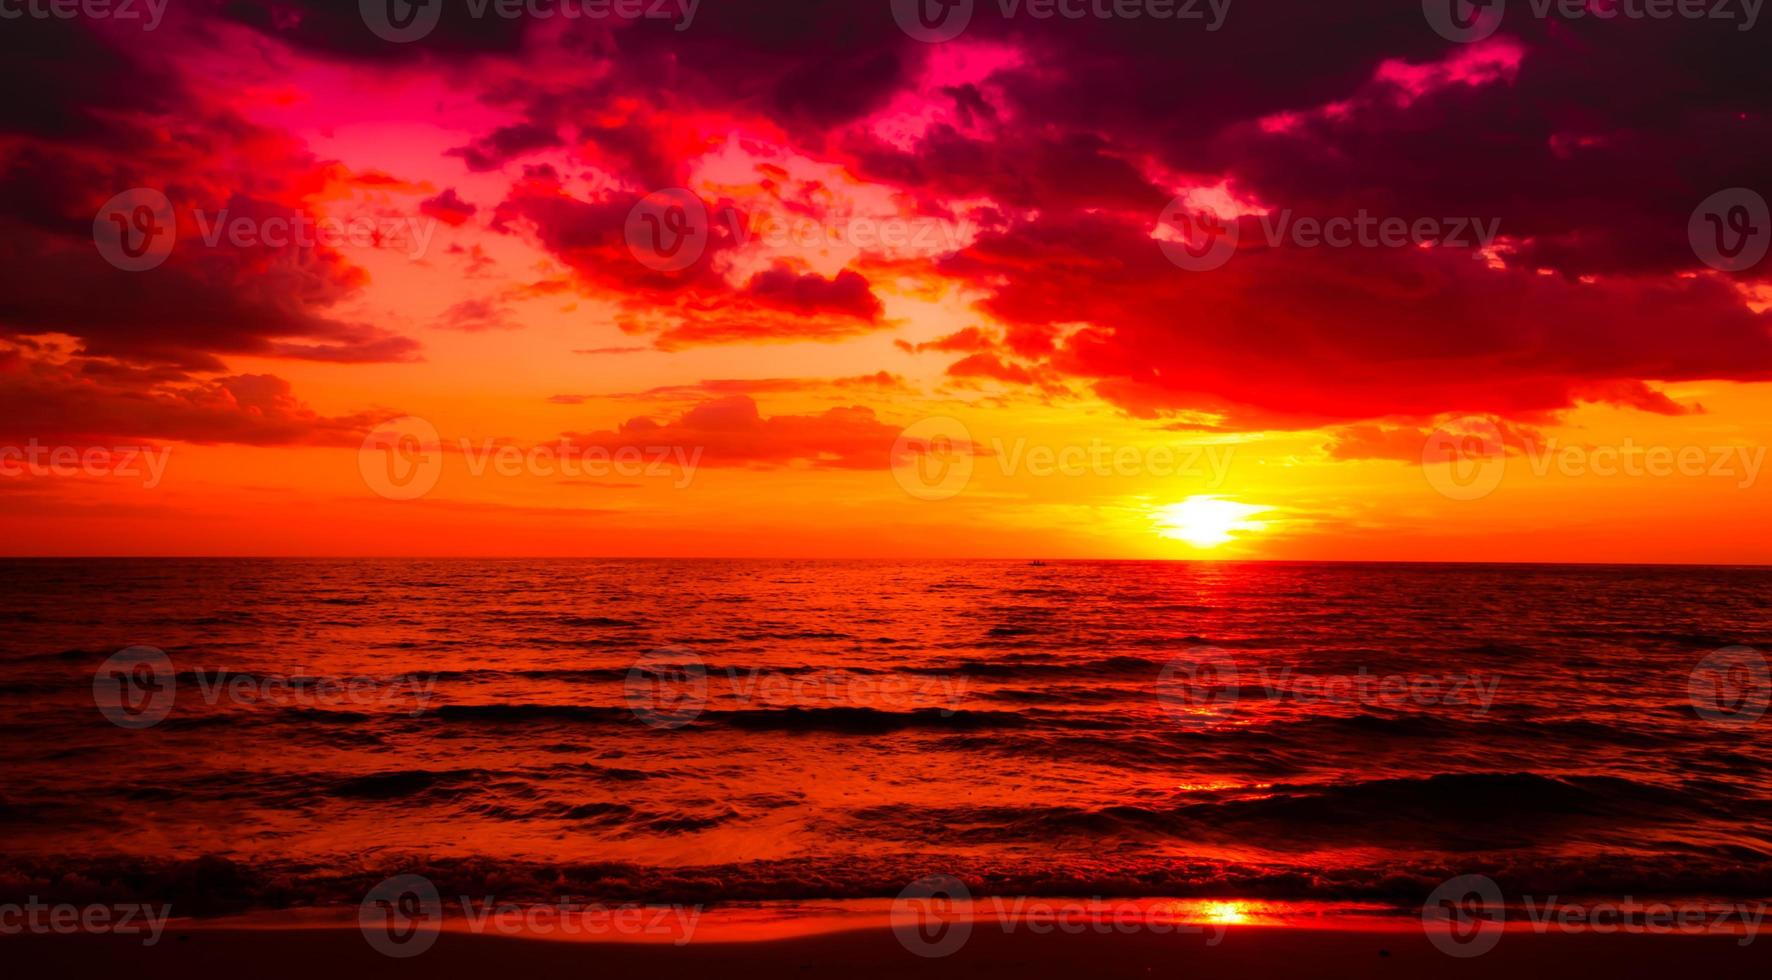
1153,496,1271,549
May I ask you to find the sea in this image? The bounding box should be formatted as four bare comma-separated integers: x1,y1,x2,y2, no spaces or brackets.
1,559,1768,916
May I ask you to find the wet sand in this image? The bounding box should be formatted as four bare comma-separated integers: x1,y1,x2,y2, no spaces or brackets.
9,922,1769,978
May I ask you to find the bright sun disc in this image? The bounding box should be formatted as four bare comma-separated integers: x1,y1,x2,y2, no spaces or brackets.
1154,496,1270,548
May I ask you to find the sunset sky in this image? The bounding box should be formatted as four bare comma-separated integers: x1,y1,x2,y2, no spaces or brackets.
2,2,1769,561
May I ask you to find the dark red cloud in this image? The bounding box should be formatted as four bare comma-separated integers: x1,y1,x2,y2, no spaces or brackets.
1196,31,1772,280
941,209,1772,425
0,350,380,446
491,171,888,345
420,188,479,226
215,0,528,62
745,265,883,320
0,16,420,371
10,3,1772,437
946,353,1037,386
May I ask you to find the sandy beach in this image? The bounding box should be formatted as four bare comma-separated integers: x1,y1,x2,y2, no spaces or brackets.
10,921,1771,979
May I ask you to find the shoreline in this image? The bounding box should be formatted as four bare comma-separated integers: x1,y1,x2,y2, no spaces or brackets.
8,920,1769,978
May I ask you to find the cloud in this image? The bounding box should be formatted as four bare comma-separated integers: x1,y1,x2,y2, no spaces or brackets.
11,1,1772,440
744,265,883,320
938,208,1772,425
0,350,381,446
563,396,902,469
436,298,518,332
489,172,889,346
0,17,420,370
899,327,997,354
215,0,529,62
420,188,479,227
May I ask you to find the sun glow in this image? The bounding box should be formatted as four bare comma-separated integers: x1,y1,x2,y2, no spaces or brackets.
1201,901,1254,925
1153,496,1271,549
